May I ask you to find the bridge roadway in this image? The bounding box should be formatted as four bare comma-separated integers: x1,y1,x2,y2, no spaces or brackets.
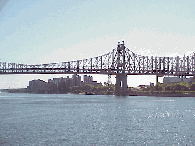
1,41,195,95
0,68,194,77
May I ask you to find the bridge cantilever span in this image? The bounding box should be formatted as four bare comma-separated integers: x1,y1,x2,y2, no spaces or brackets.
1,41,195,95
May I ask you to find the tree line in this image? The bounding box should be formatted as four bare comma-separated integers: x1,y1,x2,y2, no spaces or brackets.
7,84,115,94
70,84,115,95
142,81,195,92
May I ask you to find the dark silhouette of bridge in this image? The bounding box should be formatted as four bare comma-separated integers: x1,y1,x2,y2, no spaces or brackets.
1,41,195,96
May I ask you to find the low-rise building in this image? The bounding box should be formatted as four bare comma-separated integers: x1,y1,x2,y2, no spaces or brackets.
163,76,192,84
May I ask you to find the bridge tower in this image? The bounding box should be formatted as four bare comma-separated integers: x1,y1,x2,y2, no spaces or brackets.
115,41,128,96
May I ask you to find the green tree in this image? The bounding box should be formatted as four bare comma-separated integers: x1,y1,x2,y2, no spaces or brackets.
83,84,94,92
171,81,189,91
70,86,80,94
172,84,182,91
164,83,174,91
155,83,164,91
179,81,189,91
190,82,195,91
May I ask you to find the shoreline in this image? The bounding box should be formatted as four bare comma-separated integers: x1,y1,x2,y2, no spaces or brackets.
130,92,195,97
3,88,195,97
2,90,195,97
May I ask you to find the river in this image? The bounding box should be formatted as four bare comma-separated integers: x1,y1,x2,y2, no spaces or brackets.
0,92,195,145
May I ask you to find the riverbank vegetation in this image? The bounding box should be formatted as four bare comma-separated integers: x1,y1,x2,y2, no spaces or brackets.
133,81,195,96
69,84,115,95
6,81,195,96
142,81,195,92
45,84,115,95
7,88,28,93
6,84,115,95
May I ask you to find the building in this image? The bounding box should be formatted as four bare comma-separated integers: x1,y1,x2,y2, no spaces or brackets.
27,79,47,93
27,74,102,93
83,75,93,85
47,79,55,92
83,75,102,87
72,74,81,86
163,76,192,84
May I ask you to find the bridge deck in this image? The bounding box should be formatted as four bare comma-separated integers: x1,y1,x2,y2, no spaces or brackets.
0,68,194,76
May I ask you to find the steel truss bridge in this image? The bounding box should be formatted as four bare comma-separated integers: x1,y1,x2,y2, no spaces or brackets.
1,41,195,95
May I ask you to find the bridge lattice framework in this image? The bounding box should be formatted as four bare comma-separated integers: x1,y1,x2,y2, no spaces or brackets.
1,41,195,95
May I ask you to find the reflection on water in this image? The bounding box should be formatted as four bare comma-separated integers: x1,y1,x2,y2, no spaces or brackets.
0,92,195,145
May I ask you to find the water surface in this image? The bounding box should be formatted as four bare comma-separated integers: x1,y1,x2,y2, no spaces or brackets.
0,92,195,145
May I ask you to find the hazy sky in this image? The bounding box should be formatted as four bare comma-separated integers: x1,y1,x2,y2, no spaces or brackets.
0,0,195,88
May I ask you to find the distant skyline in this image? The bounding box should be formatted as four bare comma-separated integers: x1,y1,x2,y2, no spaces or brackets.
0,0,195,88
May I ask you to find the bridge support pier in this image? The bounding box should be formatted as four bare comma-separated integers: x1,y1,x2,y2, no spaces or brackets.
115,73,128,96
156,75,158,84
181,75,184,82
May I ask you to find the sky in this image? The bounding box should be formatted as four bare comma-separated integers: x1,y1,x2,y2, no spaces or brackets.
0,0,195,89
